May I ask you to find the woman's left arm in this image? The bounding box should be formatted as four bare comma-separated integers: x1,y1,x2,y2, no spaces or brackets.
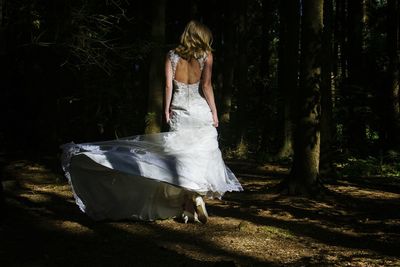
164,54,173,123
201,53,218,127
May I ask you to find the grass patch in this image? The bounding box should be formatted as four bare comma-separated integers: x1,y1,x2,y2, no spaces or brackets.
335,154,400,177
259,225,294,239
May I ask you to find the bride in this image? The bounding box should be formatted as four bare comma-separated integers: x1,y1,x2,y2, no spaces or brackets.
61,20,243,224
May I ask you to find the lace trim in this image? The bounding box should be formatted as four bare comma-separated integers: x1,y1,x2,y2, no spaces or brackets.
168,50,208,80
61,140,243,205
60,142,87,212
60,142,110,212
168,50,180,79
199,53,207,71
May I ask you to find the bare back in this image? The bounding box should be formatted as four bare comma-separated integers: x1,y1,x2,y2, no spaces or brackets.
174,58,202,84
165,50,218,128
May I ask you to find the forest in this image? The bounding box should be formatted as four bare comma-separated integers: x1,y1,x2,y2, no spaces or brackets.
1,0,400,266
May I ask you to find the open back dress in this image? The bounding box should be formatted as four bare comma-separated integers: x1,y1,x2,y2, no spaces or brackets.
61,50,243,221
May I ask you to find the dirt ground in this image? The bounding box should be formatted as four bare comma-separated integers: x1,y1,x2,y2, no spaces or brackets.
1,157,399,267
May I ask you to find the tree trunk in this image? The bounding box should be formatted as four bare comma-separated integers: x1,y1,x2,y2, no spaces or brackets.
257,0,275,154
0,2,2,202
335,0,347,81
145,0,165,134
282,0,323,195
332,0,344,106
386,0,400,150
221,0,236,126
0,0,4,26
234,0,249,157
0,0,5,56
275,0,300,159
189,0,199,19
320,0,336,178
345,0,366,153
0,0,6,211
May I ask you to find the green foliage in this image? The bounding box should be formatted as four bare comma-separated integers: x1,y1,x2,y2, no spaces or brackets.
66,1,151,74
336,152,400,177
144,112,161,134
259,225,294,238
145,112,158,127
224,138,249,159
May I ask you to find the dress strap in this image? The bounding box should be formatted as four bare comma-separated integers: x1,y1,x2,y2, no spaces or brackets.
168,50,179,79
169,50,208,78
198,52,208,72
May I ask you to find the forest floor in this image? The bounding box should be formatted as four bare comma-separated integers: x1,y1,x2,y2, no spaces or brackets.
1,155,400,267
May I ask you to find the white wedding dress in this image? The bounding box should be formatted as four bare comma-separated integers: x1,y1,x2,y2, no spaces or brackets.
61,50,243,221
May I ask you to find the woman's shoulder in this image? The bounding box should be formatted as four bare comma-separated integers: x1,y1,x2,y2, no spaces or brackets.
167,49,181,68
167,49,179,61
168,49,176,55
202,51,213,64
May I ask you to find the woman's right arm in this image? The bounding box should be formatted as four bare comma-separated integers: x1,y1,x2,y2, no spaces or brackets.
164,55,173,123
201,53,219,127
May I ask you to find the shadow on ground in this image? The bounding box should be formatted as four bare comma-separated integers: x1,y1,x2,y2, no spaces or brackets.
1,156,399,266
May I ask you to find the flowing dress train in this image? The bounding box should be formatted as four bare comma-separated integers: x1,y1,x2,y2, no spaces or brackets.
61,50,243,221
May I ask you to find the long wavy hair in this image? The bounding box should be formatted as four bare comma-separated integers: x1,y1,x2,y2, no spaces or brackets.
175,20,213,60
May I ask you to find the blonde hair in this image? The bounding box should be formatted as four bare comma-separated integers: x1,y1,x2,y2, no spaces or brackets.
175,20,213,60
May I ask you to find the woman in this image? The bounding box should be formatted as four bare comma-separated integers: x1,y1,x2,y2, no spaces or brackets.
61,20,242,224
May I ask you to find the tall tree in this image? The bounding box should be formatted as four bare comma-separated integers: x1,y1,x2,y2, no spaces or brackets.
345,0,366,153
257,0,276,154
385,0,400,150
334,0,346,82
0,0,5,55
220,0,236,127
320,0,336,178
145,0,166,134
234,0,249,156
189,0,199,18
275,0,300,159
282,0,324,195
0,0,6,58
0,0,4,210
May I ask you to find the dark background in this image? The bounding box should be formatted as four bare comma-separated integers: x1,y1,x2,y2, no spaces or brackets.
0,0,399,184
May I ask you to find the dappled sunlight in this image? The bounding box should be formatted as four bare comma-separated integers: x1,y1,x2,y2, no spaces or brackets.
2,158,400,266
34,184,76,200
328,184,400,201
56,220,94,234
148,216,315,264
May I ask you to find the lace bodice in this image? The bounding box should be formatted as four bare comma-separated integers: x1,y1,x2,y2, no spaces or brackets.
168,50,208,81
167,50,213,131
